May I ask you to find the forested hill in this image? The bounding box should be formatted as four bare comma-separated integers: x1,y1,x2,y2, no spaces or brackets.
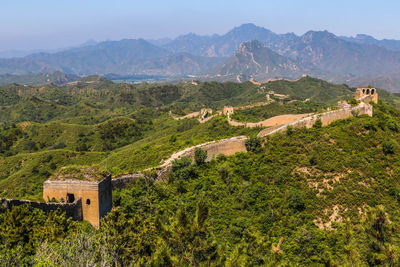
0,76,400,266
2,77,400,264
3,99,400,265
0,76,385,200
0,76,355,124
0,75,397,124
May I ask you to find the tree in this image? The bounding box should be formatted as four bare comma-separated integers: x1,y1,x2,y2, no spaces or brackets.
194,148,207,166
286,125,294,136
100,208,159,266
157,197,220,266
33,229,110,267
287,187,305,211
245,136,262,153
170,156,197,182
362,205,399,266
383,141,395,155
313,118,322,128
0,205,73,261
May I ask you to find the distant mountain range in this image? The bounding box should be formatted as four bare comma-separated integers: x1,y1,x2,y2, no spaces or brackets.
2,23,400,91
209,40,307,81
0,71,79,86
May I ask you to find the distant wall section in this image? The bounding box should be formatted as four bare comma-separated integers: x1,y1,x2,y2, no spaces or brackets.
160,136,248,168
258,103,372,137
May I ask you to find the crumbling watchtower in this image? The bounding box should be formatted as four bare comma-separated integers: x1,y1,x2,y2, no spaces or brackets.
355,87,378,104
43,166,112,228
223,106,234,115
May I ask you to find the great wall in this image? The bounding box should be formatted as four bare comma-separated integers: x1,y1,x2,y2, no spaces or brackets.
152,87,377,180
0,86,378,227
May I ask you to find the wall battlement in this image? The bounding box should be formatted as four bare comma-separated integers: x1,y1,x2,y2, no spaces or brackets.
355,87,378,104
258,103,373,137
160,136,248,168
0,197,82,221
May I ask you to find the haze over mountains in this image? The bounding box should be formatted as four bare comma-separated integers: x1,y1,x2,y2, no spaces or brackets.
2,23,400,91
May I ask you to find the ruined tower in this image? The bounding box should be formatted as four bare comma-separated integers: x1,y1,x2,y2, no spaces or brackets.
43,166,112,228
223,106,234,115
355,87,378,104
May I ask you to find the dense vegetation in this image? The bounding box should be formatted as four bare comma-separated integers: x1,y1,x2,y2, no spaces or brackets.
3,102,400,265
0,76,363,200
2,77,400,265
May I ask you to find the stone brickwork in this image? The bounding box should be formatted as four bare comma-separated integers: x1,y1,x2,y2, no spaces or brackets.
258,102,373,137
43,175,112,228
223,106,234,115
111,173,145,189
228,113,312,128
160,136,248,168
0,197,83,221
355,87,378,104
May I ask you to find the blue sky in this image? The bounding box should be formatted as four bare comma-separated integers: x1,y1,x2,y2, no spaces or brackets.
1,0,400,51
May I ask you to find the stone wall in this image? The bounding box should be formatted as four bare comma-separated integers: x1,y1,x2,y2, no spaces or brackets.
228,113,311,128
112,173,145,189
98,175,112,222
355,87,378,104
171,111,200,120
0,197,82,220
258,103,373,137
160,136,248,168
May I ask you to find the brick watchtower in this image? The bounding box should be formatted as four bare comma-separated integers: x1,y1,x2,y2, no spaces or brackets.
43,166,112,228
355,87,378,104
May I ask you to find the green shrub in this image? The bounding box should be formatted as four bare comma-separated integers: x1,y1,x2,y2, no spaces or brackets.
383,141,395,155
52,142,66,149
387,119,399,132
194,148,207,165
286,125,294,136
245,136,262,152
287,187,305,211
313,119,322,128
23,140,37,151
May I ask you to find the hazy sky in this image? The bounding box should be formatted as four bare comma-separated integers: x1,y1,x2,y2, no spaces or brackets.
1,0,400,51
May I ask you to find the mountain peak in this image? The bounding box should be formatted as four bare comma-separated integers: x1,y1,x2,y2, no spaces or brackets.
229,23,273,35
354,34,377,41
235,23,258,30
302,30,338,42
215,39,304,81
239,40,264,52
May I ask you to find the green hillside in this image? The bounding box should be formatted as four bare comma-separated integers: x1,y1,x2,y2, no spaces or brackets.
2,77,400,265
3,101,400,265
0,77,398,201
110,102,400,265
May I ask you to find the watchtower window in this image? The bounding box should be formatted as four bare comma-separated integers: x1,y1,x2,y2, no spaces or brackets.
371,89,375,95
366,89,370,95
363,89,365,94
86,199,91,205
66,193,75,203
